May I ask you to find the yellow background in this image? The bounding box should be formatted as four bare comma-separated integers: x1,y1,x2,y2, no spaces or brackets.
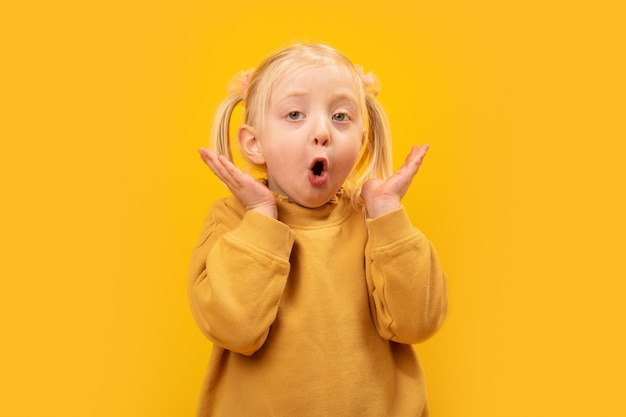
2,0,625,415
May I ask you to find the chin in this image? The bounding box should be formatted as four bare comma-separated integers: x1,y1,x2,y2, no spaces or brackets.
292,193,335,208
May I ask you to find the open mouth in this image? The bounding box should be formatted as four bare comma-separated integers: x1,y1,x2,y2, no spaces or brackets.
310,158,328,176
312,160,325,176
308,158,328,186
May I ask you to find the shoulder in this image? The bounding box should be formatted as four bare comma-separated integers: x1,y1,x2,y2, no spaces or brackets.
211,195,246,223
192,196,245,249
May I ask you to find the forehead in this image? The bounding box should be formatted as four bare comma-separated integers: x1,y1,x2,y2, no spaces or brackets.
270,64,361,101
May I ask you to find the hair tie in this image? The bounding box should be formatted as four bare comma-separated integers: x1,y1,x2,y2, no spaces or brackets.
354,65,381,97
227,68,254,101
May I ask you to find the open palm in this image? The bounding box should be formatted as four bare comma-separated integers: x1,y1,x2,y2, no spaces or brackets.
361,145,429,218
199,148,277,219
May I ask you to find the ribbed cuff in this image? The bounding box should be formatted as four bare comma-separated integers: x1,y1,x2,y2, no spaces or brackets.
366,207,422,247
230,211,295,259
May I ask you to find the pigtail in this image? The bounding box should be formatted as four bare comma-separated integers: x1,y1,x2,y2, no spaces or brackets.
346,95,394,209
210,93,243,162
364,95,393,179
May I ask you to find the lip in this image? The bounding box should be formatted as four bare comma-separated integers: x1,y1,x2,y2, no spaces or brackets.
308,157,328,186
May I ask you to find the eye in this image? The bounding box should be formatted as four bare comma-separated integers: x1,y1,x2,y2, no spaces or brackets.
332,113,350,122
287,111,304,120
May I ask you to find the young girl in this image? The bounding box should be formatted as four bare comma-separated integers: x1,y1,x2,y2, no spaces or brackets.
189,43,448,417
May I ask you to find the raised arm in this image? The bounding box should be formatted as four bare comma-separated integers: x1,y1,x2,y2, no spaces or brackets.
188,203,295,355
362,144,448,343
365,208,448,344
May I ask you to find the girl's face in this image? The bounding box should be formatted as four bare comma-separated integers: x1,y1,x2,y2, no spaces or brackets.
252,65,365,208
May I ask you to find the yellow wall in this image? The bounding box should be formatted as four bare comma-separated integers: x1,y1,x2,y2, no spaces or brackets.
2,0,625,415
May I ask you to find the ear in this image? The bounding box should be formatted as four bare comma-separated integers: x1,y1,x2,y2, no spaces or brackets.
238,124,266,165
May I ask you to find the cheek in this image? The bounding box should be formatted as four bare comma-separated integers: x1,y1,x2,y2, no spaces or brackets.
340,143,363,172
351,147,362,167
264,143,298,169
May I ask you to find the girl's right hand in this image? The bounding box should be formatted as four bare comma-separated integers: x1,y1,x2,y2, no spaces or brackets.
199,148,278,219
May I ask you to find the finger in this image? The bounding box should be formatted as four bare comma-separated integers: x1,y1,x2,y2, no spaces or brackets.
218,155,246,184
198,147,214,165
198,148,222,174
217,156,258,193
399,144,429,174
387,145,430,195
198,148,225,174
213,155,261,197
199,148,236,185
408,144,429,164
414,143,429,159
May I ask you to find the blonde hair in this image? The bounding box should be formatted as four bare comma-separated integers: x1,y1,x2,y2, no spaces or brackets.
211,43,393,209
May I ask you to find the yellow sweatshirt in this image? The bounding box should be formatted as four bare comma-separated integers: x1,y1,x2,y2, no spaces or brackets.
188,192,448,417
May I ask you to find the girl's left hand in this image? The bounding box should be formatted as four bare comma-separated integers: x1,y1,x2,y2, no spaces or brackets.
361,144,429,218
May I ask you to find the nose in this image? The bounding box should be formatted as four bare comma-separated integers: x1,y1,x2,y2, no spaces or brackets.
314,136,330,146
312,116,331,146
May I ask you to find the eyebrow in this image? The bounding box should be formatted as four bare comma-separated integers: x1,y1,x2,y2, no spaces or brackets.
275,90,307,101
275,89,359,103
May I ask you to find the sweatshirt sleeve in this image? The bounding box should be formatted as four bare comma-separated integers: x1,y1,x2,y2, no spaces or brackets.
365,207,448,344
188,200,296,355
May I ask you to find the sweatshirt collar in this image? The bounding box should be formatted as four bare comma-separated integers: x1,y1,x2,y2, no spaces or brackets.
256,179,355,228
